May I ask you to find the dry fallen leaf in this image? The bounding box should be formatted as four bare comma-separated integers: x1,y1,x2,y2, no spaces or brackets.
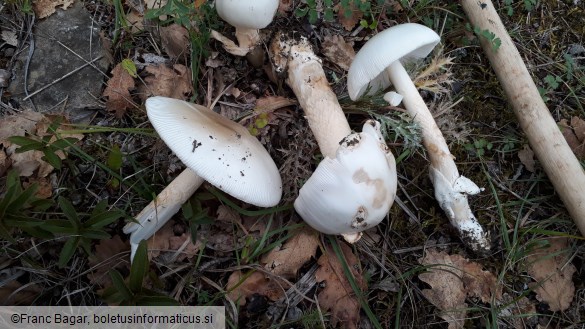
498,293,537,329
321,34,355,71
87,235,130,287
0,149,9,177
518,144,536,172
1,30,18,47
139,64,193,101
145,220,201,262
226,270,286,306
315,242,366,329
160,24,190,59
23,176,53,199
33,0,75,19
0,112,83,178
524,237,576,312
103,63,136,118
335,2,364,31
261,227,319,279
418,249,502,329
559,117,585,160
254,96,296,114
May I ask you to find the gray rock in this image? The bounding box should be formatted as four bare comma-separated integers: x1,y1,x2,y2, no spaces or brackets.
8,2,109,123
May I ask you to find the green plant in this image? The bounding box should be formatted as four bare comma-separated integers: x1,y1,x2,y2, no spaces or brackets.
42,197,124,267
538,74,562,103
504,0,538,16
248,113,270,136
465,138,493,157
101,240,180,305
471,25,502,52
295,0,334,24
0,170,53,242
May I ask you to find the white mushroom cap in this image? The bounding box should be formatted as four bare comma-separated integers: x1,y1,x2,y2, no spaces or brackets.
146,96,282,207
347,23,440,100
215,0,279,30
294,120,397,237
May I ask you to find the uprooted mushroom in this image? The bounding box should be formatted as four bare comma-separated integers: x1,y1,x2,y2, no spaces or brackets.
124,97,282,260
347,23,490,253
270,32,398,243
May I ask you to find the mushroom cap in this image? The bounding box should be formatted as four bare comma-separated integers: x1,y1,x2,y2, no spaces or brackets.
146,96,282,207
215,0,279,30
294,120,397,236
347,23,440,100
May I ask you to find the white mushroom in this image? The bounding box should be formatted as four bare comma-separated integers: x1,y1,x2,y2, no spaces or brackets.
124,96,282,259
271,33,397,243
211,0,279,56
347,23,489,253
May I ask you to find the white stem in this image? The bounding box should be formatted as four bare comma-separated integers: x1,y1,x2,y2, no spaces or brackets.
386,61,489,252
273,36,351,158
235,28,260,50
123,168,204,260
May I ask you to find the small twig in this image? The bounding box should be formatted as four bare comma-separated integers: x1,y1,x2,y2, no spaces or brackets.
23,56,104,101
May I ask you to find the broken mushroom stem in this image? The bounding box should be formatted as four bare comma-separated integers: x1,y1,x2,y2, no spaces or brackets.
271,32,397,243
272,33,351,158
123,169,204,259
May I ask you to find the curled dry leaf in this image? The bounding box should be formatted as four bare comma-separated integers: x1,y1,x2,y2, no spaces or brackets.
87,235,130,287
139,64,193,101
226,270,286,306
261,227,319,279
321,34,355,71
559,117,585,160
33,0,75,19
103,63,136,118
524,237,576,312
315,242,366,329
517,144,536,172
418,249,502,329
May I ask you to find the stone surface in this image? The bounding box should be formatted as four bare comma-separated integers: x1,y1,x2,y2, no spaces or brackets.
8,1,109,123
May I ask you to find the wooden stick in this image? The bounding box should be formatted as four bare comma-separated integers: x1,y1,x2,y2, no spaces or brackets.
461,0,585,235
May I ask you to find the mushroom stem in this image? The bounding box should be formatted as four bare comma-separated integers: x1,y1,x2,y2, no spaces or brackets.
386,60,490,252
272,35,351,157
123,168,204,259
235,28,260,50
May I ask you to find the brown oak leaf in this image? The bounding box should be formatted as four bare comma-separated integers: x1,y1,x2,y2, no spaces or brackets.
103,63,136,118
559,117,585,160
160,24,190,59
33,0,75,19
139,64,193,101
315,242,366,329
261,227,319,279
524,237,576,312
419,249,502,329
226,270,286,306
87,235,130,287
335,2,364,31
321,34,355,71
